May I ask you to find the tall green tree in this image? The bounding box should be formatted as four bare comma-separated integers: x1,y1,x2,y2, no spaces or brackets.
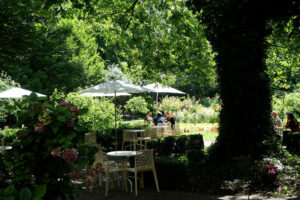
266,17,300,93
191,0,299,160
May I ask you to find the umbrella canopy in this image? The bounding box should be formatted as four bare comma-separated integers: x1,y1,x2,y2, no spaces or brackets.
144,83,185,94
81,80,152,150
82,80,151,94
0,87,46,98
81,92,131,97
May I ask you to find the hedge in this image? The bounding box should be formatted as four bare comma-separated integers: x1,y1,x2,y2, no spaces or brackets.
283,132,300,155
147,134,204,157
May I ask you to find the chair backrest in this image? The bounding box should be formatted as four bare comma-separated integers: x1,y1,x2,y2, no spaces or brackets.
157,123,165,126
123,130,138,141
85,132,97,144
135,149,154,170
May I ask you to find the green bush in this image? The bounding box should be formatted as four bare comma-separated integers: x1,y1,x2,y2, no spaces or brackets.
187,149,207,164
272,91,300,121
125,96,149,117
50,91,119,134
158,96,220,123
144,156,189,190
0,128,18,145
283,132,300,155
148,134,204,157
1,94,97,200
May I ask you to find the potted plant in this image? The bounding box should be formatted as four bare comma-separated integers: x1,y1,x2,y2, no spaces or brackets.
255,157,283,186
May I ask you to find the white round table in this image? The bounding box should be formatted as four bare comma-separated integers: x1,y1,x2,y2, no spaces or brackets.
0,146,12,154
107,151,140,157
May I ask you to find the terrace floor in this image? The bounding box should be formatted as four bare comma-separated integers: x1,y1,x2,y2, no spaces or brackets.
76,186,298,200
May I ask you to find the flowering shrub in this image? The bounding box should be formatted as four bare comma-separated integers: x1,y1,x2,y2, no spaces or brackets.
255,157,283,185
55,91,119,134
157,96,221,123
0,94,98,200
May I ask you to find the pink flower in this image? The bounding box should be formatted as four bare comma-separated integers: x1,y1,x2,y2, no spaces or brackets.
207,97,211,100
268,164,272,169
60,100,70,107
270,168,275,175
62,148,78,163
51,147,61,157
164,104,167,107
180,104,184,107
254,160,258,163
171,112,173,116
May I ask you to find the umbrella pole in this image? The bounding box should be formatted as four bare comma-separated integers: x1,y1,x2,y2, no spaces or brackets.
114,90,117,150
156,92,158,112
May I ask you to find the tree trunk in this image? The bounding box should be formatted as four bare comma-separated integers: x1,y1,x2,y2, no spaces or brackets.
195,1,274,160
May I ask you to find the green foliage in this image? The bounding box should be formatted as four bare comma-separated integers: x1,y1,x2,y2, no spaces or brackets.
147,134,204,157
64,92,119,133
120,122,150,129
0,129,18,145
0,72,20,119
125,96,149,116
272,91,300,120
266,17,300,92
158,96,220,123
283,132,300,155
0,185,46,200
1,94,96,199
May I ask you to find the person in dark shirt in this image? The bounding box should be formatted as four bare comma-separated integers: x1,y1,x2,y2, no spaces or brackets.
285,113,300,132
165,111,175,129
154,111,164,125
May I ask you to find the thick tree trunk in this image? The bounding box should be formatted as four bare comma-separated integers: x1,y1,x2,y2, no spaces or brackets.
197,1,274,160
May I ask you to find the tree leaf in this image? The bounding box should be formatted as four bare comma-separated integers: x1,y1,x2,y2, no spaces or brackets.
19,187,32,200
32,184,46,199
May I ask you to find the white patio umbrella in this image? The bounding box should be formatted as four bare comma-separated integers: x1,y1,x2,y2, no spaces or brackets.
143,83,185,110
0,87,46,98
81,92,131,97
81,80,153,150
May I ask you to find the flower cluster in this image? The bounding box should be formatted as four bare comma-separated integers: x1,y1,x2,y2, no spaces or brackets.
51,147,78,163
255,157,283,176
62,148,79,163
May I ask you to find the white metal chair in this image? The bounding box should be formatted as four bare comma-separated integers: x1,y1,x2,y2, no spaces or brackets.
122,130,145,150
94,151,123,197
125,149,159,196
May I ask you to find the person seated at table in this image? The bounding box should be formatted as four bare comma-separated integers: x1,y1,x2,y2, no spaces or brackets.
272,111,282,127
144,111,153,124
284,113,300,132
165,111,175,129
154,111,165,125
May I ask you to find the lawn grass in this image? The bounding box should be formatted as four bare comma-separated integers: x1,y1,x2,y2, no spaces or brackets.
179,123,219,141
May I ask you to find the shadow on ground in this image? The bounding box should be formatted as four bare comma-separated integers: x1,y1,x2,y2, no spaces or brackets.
76,186,299,200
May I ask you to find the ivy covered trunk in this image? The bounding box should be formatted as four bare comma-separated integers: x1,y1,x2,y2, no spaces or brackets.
193,0,275,160
214,21,272,159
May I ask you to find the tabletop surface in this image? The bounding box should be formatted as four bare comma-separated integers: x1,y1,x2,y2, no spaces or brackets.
107,151,140,157
151,125,169,128
0,146,12,150
125,129,145,132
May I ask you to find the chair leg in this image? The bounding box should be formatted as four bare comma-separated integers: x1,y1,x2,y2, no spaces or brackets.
153,169,160,192
123,170,128,192
122,141,124,150
135,172,138,196
105,173,109,197
99,173,102,187
140,172,144,188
